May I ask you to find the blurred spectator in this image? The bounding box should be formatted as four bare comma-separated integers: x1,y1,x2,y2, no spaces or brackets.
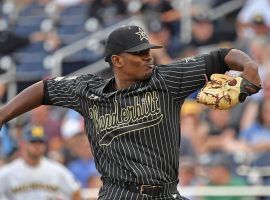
203,153,248,200
200,109,248,155
60,110,85,165
178,46,199,59
67,132,99,188
60,110,99,188
179,157,197,186
240,74,270,131
249,14,270,36
42,31,62,53
27,106,64,164
46,136,66,164
203,109,234,154
0,124,81,200
87,173,103,189
241,36,270,102
237,0,270,25
239,99,270,153
237,97,270,190
60,109,84,140
248,36,270,79
249,151,270,198
148,23,173,64
139,0,180,38
0,18,47,55
29,106,62,140
178,156,202,200
0,30,29,55
236,0,270,49
190,15,237,47
180,100,207,157
0,124,17,161
148,22,183,61
87,0,128,27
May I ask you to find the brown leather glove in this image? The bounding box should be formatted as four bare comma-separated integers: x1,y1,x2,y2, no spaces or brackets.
197,74,261,110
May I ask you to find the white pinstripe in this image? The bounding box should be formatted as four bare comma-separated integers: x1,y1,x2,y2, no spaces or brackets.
44,50,228,199
154,74,179,180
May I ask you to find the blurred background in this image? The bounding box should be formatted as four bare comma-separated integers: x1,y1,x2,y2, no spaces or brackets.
0,0,270,199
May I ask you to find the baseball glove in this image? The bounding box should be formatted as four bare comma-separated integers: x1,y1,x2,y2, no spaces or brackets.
197,74,261,110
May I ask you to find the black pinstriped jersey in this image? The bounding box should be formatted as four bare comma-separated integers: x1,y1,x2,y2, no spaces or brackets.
43,48,230,185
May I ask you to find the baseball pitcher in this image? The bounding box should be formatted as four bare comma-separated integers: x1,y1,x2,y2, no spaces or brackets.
0,25,261,199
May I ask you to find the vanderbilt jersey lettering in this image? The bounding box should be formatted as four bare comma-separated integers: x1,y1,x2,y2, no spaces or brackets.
43,53,218,185
89,91,162,146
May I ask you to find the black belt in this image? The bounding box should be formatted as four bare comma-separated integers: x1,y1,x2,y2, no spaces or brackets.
103,178,178,196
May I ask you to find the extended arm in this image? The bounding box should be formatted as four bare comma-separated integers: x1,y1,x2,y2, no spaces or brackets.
225,49,261,87
0,81,44,125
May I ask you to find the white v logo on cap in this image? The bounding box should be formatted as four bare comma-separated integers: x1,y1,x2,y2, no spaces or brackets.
104,25,162,62
135,27,148,41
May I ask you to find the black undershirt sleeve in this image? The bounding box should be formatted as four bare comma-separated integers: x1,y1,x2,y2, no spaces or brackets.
42,80,51,105
204,48,232,79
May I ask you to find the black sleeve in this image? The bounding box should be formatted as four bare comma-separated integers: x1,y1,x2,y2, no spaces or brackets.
204,48,231,79
42,80,51,105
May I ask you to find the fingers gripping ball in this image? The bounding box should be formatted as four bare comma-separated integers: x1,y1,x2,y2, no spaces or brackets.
197,74,261,110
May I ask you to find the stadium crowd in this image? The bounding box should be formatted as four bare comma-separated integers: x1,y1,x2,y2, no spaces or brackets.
0,0,270,199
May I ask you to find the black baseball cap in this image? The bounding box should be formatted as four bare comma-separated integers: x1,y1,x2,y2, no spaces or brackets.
104,25,163,62
23,125,47,142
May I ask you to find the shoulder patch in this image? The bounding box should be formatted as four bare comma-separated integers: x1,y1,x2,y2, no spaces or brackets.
184,56,197,63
